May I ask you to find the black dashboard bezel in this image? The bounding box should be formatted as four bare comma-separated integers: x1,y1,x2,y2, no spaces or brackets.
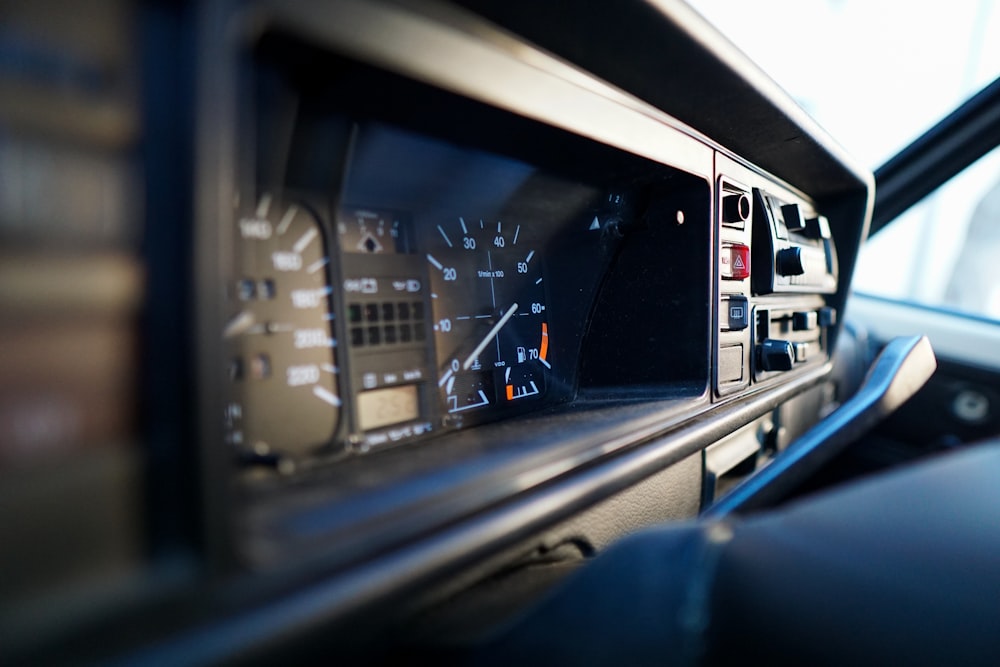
234,25,725,566
239,31,719,455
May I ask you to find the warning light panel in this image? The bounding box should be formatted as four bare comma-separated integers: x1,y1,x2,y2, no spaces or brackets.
721,242,750,280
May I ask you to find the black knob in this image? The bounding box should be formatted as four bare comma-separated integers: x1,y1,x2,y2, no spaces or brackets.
722,193,751,224
776,247,805,276
759,339,795,372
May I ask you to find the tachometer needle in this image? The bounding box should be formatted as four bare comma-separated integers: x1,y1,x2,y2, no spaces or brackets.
462,302,518,371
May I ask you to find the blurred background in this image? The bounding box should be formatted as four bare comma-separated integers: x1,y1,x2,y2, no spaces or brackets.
0,0,147,610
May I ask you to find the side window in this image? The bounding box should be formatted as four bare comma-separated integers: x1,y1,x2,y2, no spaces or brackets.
854,145,1000,320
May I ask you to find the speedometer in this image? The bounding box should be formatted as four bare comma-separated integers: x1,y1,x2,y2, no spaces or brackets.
427,217,550,419
223,195,340,460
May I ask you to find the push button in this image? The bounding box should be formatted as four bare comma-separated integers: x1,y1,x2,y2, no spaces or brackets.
805,215,831,239
719,345,744,384
723,295,750,331
721,243,750,280
759,339,794,372
722,193,751,225
781,203,806,233
793,310,818,331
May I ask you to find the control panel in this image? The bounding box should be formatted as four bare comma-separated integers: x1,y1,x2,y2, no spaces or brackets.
714,156,840,397
754,300,836,380
717,177,754,397
751,188,838,295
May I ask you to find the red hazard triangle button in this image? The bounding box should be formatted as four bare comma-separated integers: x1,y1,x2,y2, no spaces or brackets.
723,243,751,280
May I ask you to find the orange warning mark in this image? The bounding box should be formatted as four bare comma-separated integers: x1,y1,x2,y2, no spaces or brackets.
506,384,514,401
540,322,549,361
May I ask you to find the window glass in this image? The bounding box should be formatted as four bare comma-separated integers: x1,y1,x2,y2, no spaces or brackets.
853,146,1000,320
688,0,1000,319
686,0,1000,168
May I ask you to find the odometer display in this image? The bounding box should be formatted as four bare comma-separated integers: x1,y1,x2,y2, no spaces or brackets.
427,217,550,418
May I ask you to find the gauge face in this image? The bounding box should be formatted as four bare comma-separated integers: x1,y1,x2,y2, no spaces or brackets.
223,195,340,457
427,217,549,418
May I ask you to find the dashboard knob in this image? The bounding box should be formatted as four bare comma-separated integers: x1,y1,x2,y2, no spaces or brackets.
776,247,805,276
759,339,795,372
722,193,750,224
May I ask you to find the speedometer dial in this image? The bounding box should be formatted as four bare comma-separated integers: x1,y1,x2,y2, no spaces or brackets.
427,217,549,419
223,195,340,459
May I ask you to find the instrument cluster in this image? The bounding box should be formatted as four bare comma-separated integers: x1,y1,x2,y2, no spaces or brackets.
223,121,617,463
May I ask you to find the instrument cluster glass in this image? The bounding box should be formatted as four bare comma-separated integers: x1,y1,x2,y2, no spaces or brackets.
427,216,549,417
226,120,607,461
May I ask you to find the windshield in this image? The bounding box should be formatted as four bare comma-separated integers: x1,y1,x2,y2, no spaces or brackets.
686,0,1000,169
689,0,1000,321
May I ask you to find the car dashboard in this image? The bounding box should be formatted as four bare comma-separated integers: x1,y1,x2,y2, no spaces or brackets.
1,0,873,662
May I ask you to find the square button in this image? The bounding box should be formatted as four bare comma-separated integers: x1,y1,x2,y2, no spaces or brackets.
721,243,750,280
367,326,381,345
719,345,744,384
348,304,362,323
723,295,750,331
365,303,379,322
398,302,411,320
793,311,818,331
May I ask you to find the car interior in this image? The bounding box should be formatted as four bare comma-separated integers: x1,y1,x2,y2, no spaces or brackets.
3,0,1000,664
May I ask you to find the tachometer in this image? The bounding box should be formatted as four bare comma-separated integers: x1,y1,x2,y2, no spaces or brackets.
427,217,549,420
223,194,340,460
